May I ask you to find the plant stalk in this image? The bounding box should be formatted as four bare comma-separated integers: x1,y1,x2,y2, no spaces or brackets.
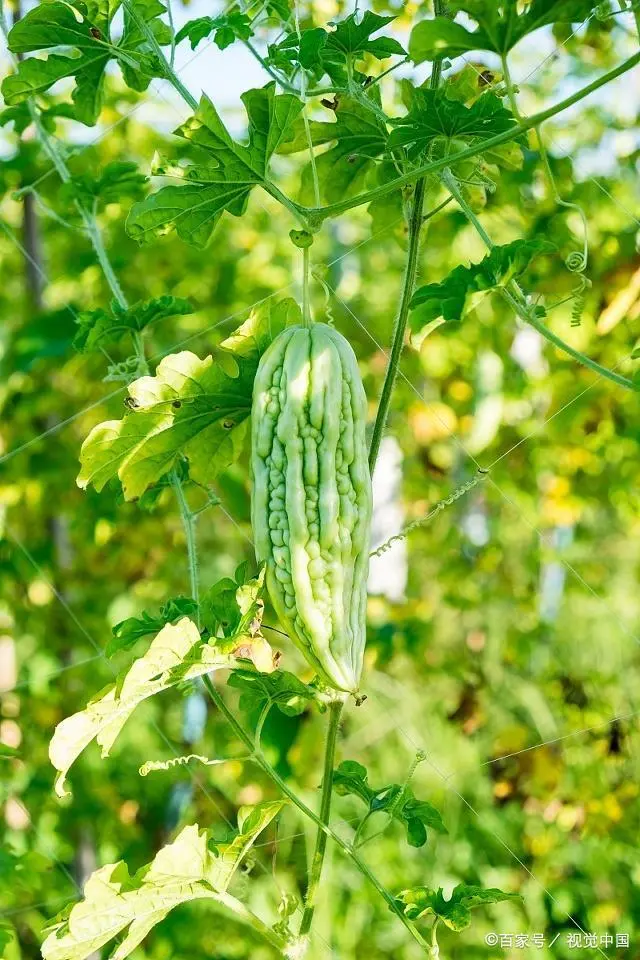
367,177,427,472
299,697,344,938
440,168,636,391
309,51,640,222
172,470,199,612
367,2,447,473
202,677,430,951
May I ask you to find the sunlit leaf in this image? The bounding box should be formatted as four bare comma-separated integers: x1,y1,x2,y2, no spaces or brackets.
49,610,276,797
77,350,255,498
41,803,285,960
409,1,598,61
127,83,302,246
396,883,521,930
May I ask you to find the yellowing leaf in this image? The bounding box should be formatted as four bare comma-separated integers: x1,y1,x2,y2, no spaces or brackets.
42,803,285,960
49,617,274,797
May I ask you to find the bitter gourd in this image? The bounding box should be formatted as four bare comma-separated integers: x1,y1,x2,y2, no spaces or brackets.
251,323,372,693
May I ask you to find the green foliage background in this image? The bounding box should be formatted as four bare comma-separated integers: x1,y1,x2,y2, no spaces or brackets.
1,1,640,958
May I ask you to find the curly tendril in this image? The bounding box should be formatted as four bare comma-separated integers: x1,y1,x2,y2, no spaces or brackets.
370,469,488,559
557,199,590,328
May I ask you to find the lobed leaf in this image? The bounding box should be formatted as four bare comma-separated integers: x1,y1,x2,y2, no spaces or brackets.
395,882,521,930
77,350,255,498
2,0,169,125
334,760,447,847
49,605,276,797
74,295,192,353
127,83,302,247
410,238,556,332
107,595,198,656
228,668,317,717
278,95,388,204
41,803,285,960
409,1,598,61
388,90,518,161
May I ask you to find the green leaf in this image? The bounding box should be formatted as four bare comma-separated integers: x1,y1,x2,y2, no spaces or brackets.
77,349,255,498
60,161,147,210
269,12,404,86
410,239,556,331
395,883,521,930
388,91,518,161
119,0,172,93
268,28,330,81
73,295,193,353
0,744,20,760
2,0,169,125
333,760,376,805
327,11,406,61
175,11,253,50
409,1,598,61
218,297,302,360
278,95,388,204
41,803,285,960
0,921,15,957
0,102,34,134
107,595,198,657
49,613,276,797
228,669,317,717
409,17,486,64
127,83,302,247
334,761,446,847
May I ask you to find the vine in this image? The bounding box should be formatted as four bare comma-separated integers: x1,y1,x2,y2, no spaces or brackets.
2,2,638,957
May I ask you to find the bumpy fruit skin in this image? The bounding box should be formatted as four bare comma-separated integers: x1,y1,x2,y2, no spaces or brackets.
251,324,372,693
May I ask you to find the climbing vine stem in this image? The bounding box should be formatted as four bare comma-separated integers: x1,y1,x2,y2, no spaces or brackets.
299,696,345,938
440,168,636,391
201,677,430,951
368,0,447,472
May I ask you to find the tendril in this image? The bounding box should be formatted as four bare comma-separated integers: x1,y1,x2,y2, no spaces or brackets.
370,470,488,558
311,267,337,326
139,754,240,776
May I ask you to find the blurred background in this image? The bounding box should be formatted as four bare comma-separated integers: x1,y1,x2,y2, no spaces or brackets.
1,1,640,957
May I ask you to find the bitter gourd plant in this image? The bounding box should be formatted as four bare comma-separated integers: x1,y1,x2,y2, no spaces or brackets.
251,323,372,694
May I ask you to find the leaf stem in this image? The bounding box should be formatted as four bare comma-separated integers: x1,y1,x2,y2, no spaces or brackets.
215,891,288,951
308,51,640,222
172,470,200,612
440,168,636,391
202,677,430,951
17,89,149,371
302,245,311,326
299,697,344,938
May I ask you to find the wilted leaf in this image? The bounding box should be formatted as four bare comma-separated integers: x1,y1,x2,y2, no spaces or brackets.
49,612,275,797
42,804,285,960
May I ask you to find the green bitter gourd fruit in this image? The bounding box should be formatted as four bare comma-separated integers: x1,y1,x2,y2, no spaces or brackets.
251,323,372,693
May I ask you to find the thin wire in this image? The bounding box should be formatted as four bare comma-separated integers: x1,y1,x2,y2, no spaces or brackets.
391,722,611,960
0,219,116,371
481,706,640,767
